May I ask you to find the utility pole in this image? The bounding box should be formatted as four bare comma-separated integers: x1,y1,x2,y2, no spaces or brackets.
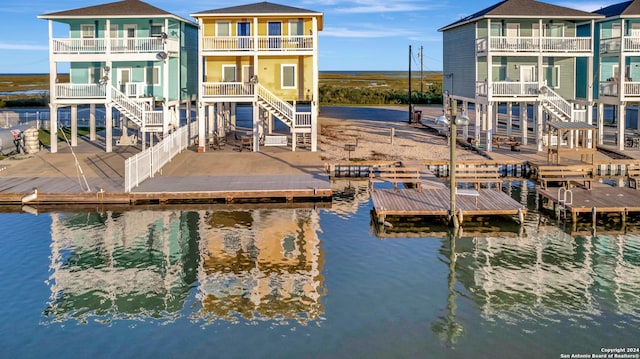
408,45,412,123
420,45,424,93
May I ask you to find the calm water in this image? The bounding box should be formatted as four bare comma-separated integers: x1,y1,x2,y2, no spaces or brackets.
1,180,639,358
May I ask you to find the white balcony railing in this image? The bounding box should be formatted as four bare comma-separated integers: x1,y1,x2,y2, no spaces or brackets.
601,37,640,53
54,84,106,99
477,36,591,53
600,81,618,96
121,82,148,97
201,82,255,97
202,35,314,52
475,81,538,97
599,81,640,97
493,81,539,96
51,37,177,55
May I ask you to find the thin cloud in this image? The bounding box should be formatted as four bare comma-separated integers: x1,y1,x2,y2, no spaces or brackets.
0,43,48,51
322,26,416,38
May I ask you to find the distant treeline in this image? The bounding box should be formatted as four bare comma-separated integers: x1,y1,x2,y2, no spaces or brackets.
319,85,443,105
318,71,444,105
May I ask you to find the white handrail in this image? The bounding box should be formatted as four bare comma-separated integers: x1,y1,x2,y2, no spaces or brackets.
540,85,572,120
124,122,197,192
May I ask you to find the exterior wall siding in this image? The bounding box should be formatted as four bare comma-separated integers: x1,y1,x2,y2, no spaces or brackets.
443,22,476,99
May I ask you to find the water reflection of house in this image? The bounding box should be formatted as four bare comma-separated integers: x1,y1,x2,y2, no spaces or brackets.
45,210,200,323
452,227,640,319
196,208,324,324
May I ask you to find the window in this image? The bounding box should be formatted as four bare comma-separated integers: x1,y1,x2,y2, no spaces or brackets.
81,24,95,39
222,65,236,82
532,23,540,38
490,23,502,37
289,20,303,36
491,64,507,81
543,65,560,88
109,24,118,38
150,24,164,37
88,67,100,84
216,22,230,36
281,64,296,88
147,66,160,85
545,23,564,37
81,24,95,46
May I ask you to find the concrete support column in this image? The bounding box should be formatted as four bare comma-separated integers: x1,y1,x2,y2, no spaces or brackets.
89,104,96,141
481,105,487,131
597,103,604,144
50,104,58,153
618,103,626,151
105,105,113,153
198,103,206,153
536,102,544,152
252,103,259,152
208,104,215,138
474,103,481,143
71,105,78,147
486,103,493,152
520,102,528,145
507,102,513,136
231,102,237,130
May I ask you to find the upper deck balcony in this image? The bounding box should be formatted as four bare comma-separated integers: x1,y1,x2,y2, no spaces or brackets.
476,81,540,98
476,36,592,54
600,37,640,54
50,37,179,60
202,35,314,54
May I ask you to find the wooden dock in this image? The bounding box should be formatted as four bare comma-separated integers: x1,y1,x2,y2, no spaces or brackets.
538,185,640,222
371,188,526,223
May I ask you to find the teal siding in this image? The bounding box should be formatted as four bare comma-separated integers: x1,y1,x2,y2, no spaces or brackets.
442,22,476,99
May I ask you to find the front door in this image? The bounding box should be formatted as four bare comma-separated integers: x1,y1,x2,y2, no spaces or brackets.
124,24,136,50
118,68,131,94
520,65,536,82
268,22,281,48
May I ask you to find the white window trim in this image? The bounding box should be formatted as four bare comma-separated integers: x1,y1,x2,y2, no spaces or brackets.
545,23,564,37
124,24,137,37
150,23,164,37
544,65,561,88
146,66,160,85
281,64,296,89
216,21,231,36
222,65,237,82
81,24,95,38
242,65,254,83
288,20,303,36
506,23,520,37
109,24,118,38
236,21,251,36
88,67,97,84
490,23,502,37
268,21,283,36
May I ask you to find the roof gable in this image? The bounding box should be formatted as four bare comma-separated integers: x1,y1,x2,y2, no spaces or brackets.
594,0,640,17
39,0,186,20
440,0,602,31
191,2,321,16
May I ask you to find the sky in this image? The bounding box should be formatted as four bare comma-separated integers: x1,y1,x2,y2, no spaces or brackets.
0,0,623,73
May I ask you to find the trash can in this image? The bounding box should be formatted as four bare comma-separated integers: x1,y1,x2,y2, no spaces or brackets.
413,110,422,123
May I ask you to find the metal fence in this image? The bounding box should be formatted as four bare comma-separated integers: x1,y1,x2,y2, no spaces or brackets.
0,109,111,129
124,121,198,192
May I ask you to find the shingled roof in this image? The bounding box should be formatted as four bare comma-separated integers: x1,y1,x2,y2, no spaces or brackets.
439,0,603,31
38,0,192,24
594,0,640,17
191,2,321,16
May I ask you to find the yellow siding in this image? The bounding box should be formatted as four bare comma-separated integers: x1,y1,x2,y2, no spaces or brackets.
202,17,314,36
205,57,255,82
256,56,313,101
